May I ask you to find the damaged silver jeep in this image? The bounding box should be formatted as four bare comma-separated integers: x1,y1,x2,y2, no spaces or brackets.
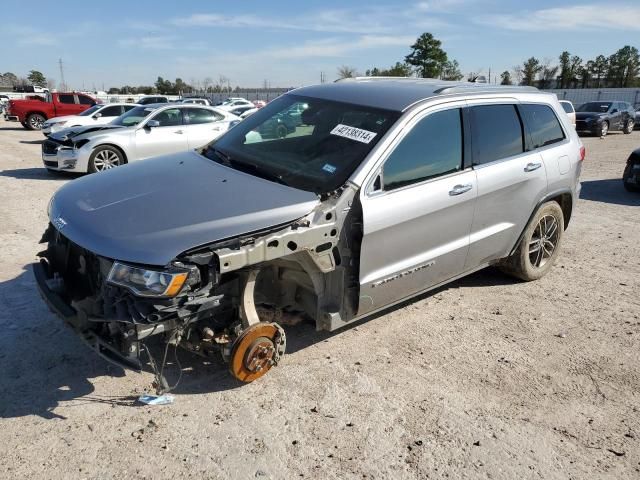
35,79,582,385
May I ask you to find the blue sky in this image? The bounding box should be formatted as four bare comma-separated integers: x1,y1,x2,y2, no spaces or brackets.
2,0,639,89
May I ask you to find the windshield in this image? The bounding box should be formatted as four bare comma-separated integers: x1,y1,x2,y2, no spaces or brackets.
203,94,400,194
111,105,157,126
78,105,102,117
577,102,611,113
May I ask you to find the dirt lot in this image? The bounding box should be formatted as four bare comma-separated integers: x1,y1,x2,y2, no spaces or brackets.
0,118,638,480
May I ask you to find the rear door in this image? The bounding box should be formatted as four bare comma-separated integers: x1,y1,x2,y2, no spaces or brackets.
464,101,548,269
358,103,477,316
134,107,188,160
55,94,79,116
183,107,228,148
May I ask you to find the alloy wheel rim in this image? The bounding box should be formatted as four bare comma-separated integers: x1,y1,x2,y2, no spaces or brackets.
93,150,121,171
528,214,559,268
601,123,608,135
30,116,43,129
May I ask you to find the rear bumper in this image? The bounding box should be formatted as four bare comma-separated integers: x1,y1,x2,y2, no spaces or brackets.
33,260,142,370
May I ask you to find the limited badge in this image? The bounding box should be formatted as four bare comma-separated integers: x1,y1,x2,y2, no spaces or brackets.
322,163,337,174
330,124,377,144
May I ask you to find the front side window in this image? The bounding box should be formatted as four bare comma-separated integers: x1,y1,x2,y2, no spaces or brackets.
151,108,183,127
520,104,565,149
184,108,222,124
58,94,75,104
78,95,94,105
205,94,399,193
470,104,524,165
383,108,463,191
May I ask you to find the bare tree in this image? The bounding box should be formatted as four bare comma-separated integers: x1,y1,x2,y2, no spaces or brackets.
512,65,523,85
202,77,213,93
538,58,559,89
337,65,358,79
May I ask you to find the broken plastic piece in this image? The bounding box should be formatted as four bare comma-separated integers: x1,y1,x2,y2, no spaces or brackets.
138,394,175,406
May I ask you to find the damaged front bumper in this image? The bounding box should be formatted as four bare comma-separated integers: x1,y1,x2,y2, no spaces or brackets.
33,259,144,370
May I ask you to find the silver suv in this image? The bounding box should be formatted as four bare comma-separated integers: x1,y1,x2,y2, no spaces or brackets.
35,79,583,387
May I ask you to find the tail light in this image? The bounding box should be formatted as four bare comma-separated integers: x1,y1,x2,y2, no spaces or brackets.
579,146,586,161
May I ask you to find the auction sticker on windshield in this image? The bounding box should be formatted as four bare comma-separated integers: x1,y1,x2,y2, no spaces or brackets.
330,124,377,144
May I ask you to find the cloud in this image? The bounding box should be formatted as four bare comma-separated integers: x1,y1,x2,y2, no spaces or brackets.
171,5,450,35
118,35,178,50
415,0,473,13
477,4,640,31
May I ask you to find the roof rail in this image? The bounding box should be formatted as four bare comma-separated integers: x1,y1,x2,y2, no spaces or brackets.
433,84,539,94
335,76,443,83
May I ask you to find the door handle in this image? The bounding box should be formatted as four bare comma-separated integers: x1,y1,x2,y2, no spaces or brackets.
174,130,184,134
449,184,473,196
524,162,542,172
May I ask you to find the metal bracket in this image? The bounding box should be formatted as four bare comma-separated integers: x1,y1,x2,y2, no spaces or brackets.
239,269,260,328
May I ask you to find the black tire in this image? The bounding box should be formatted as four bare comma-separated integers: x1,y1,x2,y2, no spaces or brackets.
499,201,564,281
623,179,640,192
88,146,125,173
26,113,46,130
623,119,634,134
597,121,608,137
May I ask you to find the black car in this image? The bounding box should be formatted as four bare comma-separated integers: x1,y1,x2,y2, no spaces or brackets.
137,96,169,105
575,101,635,137
623,147,640,192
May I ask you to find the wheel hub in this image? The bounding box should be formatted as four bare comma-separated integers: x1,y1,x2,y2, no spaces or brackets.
229,322,286,382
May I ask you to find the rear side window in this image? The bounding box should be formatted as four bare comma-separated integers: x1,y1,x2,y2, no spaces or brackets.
520,104,565,149
78,95,94,105
560,102,574,114
383,108,463,190
58,94,75,104
470,104,523,165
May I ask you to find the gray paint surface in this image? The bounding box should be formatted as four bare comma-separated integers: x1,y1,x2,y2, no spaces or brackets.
49,151,319,265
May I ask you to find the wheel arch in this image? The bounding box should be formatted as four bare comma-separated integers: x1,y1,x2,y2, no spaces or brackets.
508,189,573,257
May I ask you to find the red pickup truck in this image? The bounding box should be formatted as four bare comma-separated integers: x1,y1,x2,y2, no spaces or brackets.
7,92,98,130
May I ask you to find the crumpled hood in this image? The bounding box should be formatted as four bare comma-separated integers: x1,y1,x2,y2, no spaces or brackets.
48,151,320,266
50,124,126,142
575,112,604,120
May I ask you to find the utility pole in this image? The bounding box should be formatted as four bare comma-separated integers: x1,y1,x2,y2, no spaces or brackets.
58,58,66,91
320,71,326,83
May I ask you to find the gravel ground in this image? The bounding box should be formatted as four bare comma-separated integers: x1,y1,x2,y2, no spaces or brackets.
0,118,638,480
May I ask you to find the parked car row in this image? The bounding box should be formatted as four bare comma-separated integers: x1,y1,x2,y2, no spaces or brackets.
42,103,240,173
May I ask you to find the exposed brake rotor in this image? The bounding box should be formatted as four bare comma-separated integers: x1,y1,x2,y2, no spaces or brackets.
229,322,286,382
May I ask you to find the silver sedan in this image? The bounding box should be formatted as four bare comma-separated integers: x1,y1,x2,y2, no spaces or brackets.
41,104,240,173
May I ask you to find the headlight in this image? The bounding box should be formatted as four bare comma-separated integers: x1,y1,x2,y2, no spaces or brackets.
74,139,91,149
107,262,189,297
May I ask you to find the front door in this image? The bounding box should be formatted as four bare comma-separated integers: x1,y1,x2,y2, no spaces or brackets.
134,108,188,160
358,105,477,316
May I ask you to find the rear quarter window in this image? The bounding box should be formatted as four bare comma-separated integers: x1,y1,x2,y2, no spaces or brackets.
58,94,75,104
560,102,574,114
520,104,565,149
470,104,524,165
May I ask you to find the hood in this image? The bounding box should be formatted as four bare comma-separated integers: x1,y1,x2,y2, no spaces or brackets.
48,151,319,266
50,124,125,142
44,114,78,125
575,112,605,120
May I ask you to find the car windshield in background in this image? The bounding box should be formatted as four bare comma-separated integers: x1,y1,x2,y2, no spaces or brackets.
78,105,102,117
577,102,612,113
111,106,156,126
204,94,399,194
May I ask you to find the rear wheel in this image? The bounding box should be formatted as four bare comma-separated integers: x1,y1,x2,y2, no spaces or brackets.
499,202,564,281
275,124,288,138
623,119,634,134
88,146,125,173
26,113,46,130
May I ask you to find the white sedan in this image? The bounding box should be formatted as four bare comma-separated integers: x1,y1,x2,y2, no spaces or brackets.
41,104,239,173
41,103,139,136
